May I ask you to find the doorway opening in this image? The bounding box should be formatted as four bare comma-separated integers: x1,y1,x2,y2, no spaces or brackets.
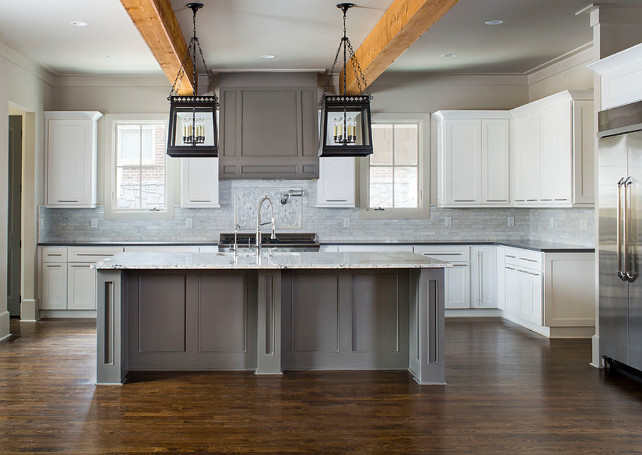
7,115,22,317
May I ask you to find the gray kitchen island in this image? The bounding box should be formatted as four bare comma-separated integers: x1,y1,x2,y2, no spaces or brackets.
94,251,448,385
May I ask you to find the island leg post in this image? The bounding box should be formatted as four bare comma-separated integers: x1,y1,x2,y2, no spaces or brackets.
96,270,125,384
409,268,445,385
256,270,282,374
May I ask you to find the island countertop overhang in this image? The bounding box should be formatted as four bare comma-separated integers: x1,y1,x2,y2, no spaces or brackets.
94,251,451,270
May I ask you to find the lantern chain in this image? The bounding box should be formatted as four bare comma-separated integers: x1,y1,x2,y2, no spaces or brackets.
320,3,370,103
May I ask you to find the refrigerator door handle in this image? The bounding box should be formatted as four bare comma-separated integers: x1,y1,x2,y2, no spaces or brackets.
625,177,638,282
618,177,626,280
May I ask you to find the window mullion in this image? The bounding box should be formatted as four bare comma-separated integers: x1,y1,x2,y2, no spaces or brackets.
391,125,396,208
138,125,143,209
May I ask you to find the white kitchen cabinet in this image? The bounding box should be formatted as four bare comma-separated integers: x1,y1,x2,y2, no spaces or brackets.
316,157,355,207
67,264,96,310
181,157,220,208
123,246,200,253
42,262,67,310
40,246,123,315
496,246,507,310
502,247,543,327
471,246,497,309
414,245,471,309
434,111,510,207
45,111,102,208
334,244,414,253
510,90,593,207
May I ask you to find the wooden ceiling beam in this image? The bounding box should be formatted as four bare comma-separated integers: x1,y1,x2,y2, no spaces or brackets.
341,0,460,95
120,0,194,96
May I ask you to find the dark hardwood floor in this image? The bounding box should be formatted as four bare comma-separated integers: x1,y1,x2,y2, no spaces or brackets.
1,317,641,454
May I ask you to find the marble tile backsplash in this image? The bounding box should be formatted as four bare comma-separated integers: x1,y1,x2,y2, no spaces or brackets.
39,179,595,247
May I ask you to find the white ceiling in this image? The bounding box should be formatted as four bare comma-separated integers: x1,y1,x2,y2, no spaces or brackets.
0,0,638,78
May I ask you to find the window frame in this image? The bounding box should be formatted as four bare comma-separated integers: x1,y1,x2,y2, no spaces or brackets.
104,113,175,220
359,113,429,219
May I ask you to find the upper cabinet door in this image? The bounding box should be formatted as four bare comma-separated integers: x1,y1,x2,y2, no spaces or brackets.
45,112,101,208
181,157,220,208
317,157,355,207
511,112,540,203
540,102,572,203
219,87,318,179
481,119,510,205
444,119,482,205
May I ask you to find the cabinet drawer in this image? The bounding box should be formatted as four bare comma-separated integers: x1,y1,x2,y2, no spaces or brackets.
504,249,519,267
68,246,124,263
414,245,470,262
42,247,67,263
517,250,542,271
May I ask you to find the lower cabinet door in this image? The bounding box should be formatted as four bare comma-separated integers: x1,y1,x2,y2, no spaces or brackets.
42,263,67,310
528,271,543,325
445,264,471,309
67,263,96,310
504,267,520,316
519,270,532,320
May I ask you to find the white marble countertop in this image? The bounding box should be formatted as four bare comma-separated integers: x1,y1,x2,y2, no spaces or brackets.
94,251,451,270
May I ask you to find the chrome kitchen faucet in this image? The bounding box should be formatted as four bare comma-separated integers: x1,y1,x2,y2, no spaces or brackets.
256,195,276,254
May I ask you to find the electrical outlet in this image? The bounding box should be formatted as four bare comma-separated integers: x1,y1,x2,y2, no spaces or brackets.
343,217,350,228
90,218,98,229
445,216,452,227
507,216,515,227
186,218,193,229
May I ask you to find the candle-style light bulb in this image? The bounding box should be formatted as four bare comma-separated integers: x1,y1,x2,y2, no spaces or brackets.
333,118,339,143
347,116,355,143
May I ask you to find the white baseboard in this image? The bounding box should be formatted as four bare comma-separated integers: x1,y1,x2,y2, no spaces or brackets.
591,335,602,368
21,298,38,322
40,310,96,319
445,309,502,318
0,311,10,341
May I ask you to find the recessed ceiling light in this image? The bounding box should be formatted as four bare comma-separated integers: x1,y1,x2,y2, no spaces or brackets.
441,53,457,58
260,54,276,59
105,55,119,59
484,19,504,26
70,20,89,27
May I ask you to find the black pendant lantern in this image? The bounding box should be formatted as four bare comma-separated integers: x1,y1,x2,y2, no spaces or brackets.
319,3,373,157
167,2,218,157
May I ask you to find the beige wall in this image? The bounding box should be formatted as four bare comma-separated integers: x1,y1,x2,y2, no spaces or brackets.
51,75,172,205
528,47,594,101
0,42,52,334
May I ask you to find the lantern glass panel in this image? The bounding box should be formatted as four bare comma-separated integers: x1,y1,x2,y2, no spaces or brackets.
171,107,215,148
325,107,367,146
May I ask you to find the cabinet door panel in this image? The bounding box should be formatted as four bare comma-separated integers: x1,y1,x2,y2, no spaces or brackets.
471,246,497,308
47,120,91,205
519,271,532,320
445,265,471,309
445,120,481,204
512,114,540,202
504,267,520,315
67,264,96,310
182,157,219,207
42,263,67,310
317,157,355,206
482,119,509,204
529,272,543,325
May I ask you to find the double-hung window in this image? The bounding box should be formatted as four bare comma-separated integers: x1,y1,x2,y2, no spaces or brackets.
360,113,429,218
105,114,174,219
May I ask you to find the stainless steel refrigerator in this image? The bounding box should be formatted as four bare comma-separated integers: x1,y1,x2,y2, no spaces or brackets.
599,100,642,372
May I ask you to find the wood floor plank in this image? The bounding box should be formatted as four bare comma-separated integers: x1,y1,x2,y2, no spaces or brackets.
0,317,641,454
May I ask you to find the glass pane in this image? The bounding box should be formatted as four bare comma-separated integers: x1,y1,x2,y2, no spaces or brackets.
371,124,393,165
325,109,364,146
394,124,418,165
369,166,393,208
116,166,140,209
140,166,166,209
141,126,153,163
394,166,418,208
117,125,141,165
176,111,214,147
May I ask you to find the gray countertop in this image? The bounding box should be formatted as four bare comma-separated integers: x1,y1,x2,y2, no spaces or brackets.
39,240,594,253
94,251,451,270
